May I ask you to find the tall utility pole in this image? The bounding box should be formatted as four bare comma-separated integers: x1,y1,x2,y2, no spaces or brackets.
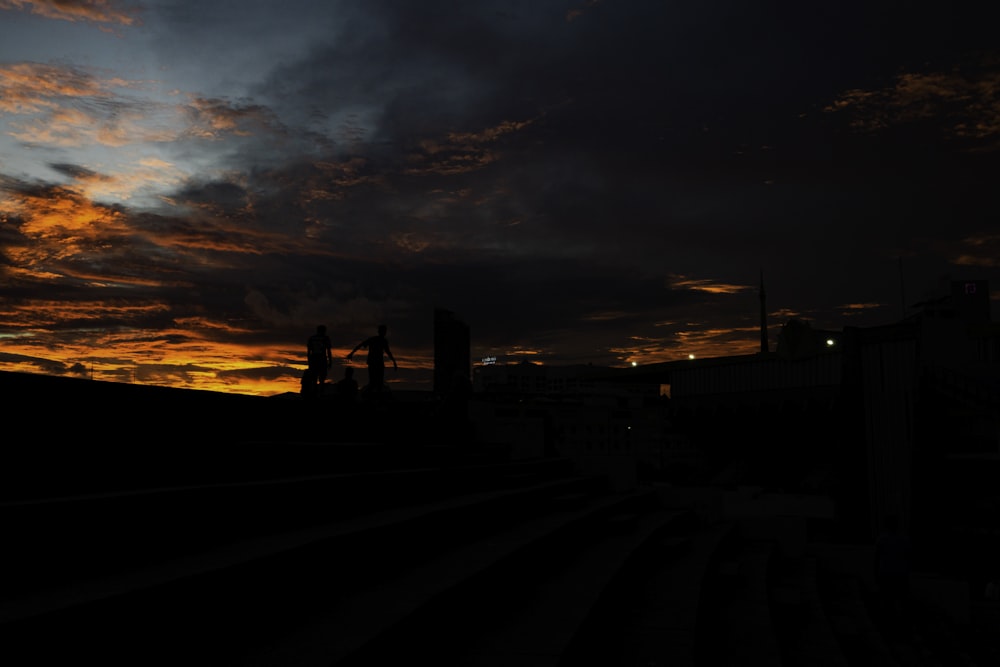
898,256,906,321
759,269,768,354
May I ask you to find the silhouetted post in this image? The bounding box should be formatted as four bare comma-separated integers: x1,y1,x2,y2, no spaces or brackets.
759,269,768,353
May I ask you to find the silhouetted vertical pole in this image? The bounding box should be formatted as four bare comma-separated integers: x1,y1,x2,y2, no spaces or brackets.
898,256,906,321
759,269,768,353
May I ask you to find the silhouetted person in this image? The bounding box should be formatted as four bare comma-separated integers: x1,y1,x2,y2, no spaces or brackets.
347,324,396,394
334,366,360,408
306,324,333,394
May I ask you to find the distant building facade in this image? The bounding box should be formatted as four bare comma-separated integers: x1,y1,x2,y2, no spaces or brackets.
470,361,680,487
469,280,998,551
657,279,998,544
473,361,669,398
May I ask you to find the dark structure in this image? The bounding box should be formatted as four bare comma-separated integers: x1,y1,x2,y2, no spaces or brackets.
433,307,470,395
2,280,997,665
3,366,996,665
759,268,768,353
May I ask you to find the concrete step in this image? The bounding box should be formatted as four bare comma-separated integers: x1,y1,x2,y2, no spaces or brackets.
703,538,784,666
228,489,670,666
449,507,693,667
567,520,734,667
0,455,582,596
821,574,902,666
0,471,620,666
775,556,851,667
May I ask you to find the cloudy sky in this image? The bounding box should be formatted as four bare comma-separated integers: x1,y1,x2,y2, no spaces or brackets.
1,0,998,396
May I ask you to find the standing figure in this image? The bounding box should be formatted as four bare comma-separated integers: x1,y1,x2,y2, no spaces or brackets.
347,323,397,393
334,366,360,407
306,324,333,394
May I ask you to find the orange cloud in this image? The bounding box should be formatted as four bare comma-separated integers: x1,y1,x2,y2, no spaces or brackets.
952,233,1000,267
2,65,279,158
154,219,307,256
643,325,761,362
825,65,1000,144
1,299,170,327
0,0,139,28
669,274,749,295
954,254,999,267
0,328,301,396
838,302,883,311
4,186,130,247
0,63,174,152
304,158,383,202
183,96,281,139
0,63,111,113
405,117,537,176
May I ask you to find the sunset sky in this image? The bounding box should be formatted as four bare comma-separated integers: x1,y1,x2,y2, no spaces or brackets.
1,0,999,396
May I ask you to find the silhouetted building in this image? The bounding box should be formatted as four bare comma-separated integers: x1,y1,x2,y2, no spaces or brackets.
774,318,842,360
469,361,673,485
912,278,995,372
434,308,470,395
473,361,662,399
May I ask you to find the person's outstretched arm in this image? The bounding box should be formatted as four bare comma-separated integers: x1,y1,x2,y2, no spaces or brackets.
385,342,397,370
346,338,364,361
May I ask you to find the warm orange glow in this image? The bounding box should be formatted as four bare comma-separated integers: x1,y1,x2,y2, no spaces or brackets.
0,0,140,27
824,68,1000,141
669,274,749,295
7,189,128,242
0,330,440,396
1,300,170,327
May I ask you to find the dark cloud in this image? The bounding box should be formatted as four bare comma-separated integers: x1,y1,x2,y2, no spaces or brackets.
0,351,73,375
1,0,999,395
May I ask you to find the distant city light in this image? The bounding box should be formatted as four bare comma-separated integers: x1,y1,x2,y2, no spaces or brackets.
481,356,497,365
631,361,637,367
688,354,695,360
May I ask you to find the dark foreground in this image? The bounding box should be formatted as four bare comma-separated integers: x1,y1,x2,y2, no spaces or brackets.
1,371,997,666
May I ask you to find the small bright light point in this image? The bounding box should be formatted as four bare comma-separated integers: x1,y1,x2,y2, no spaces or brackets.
826,339,835,346
688,353,695,360
631,361,637,367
